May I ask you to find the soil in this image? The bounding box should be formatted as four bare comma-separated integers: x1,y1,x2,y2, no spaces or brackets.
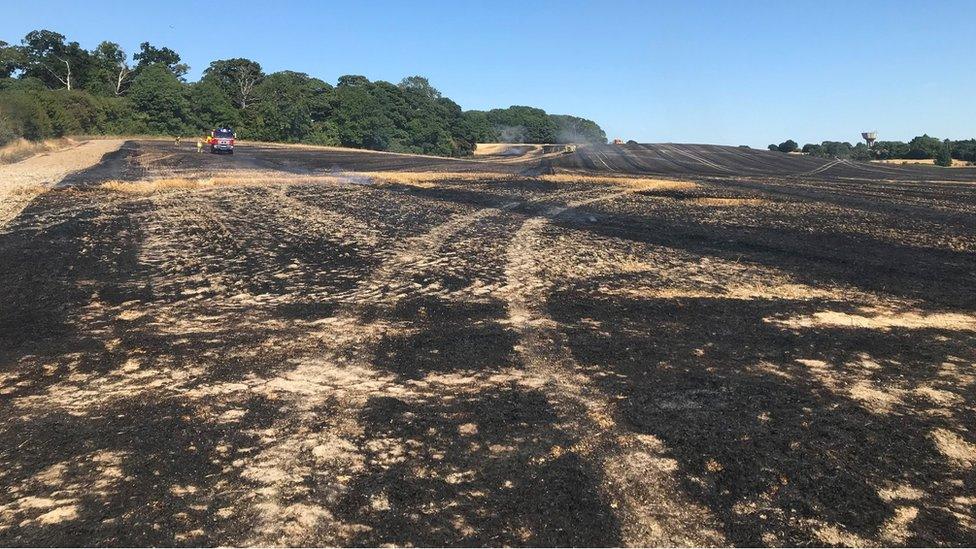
0,140,974,546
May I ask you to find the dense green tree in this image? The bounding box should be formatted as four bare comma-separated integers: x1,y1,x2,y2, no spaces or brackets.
950,139,976,163
250,71,332,142
485,106,558,143
133,42,187,78
777,139,798,153
333,75,396,149
19,30,92,90
92,94,142,135
398,76,441,100
0,41,22,79
203,58,264,110
0,29,608,156
801,141,854,158
821,141,854,158
188,80,240,131
127,64,190,134
906,134,942,159
460,111,499,144
41,90,105,136
850,142,873,161
767,144,778,151
551,114,607,144
873,140,909,160
86,41,131,96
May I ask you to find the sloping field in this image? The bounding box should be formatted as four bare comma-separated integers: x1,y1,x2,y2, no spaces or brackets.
546,143,976,182
1,140,974,546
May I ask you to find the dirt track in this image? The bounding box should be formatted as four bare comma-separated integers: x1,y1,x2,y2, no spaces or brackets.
1,141,975,546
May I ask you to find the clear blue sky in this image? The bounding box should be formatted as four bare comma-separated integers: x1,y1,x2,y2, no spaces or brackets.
4,0,974,147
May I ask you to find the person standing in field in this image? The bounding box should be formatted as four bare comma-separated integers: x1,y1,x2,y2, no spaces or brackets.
196,139,203,153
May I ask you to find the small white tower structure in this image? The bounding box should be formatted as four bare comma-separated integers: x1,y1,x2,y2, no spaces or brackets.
861,131,877,148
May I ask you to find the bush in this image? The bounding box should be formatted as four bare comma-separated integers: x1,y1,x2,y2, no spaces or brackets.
934,142,952,167
41,90,103,136
0,114,16,145
0,91,53,141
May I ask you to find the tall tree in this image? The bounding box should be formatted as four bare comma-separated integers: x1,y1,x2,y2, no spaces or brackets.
333,75,397,150
873,141,909,160
89,41,132,96
202,58,264,109
485,106,558,143
133,42,188,78
127,63,190,134
398,76,441,100
907,134,943,159
551,114,607,144
850,142,873,161
459,111,498,143
950,139,976,162
0,40,23,79
777,139,799,153
251,71,332,142
188,79,240,131
19,30,90,90
0,28,609,155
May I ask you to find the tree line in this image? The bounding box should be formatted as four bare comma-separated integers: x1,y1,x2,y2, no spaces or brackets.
0,30,607,156
768,135,974,167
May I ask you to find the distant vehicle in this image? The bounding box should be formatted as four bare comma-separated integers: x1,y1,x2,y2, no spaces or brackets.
209,128,235,154
612,138,624,145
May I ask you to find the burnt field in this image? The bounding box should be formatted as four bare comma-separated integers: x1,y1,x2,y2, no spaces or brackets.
1,140,975,546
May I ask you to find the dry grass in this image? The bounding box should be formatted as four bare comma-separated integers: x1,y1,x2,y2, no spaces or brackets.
930,429,976,466
473,143,544,156
101,178,217,194
99,172,506,194
602,282,840,302
1,139,123,229
767,307,976,332
873,158,975,168
540,173,698,191
345,171,695,191
99,171,699,194
100,175,348,194
691,197,768,206
0,138,78,164
366,171,515,187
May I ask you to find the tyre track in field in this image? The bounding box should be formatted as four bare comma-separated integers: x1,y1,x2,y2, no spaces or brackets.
223,182,610,545
500,188,726,546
